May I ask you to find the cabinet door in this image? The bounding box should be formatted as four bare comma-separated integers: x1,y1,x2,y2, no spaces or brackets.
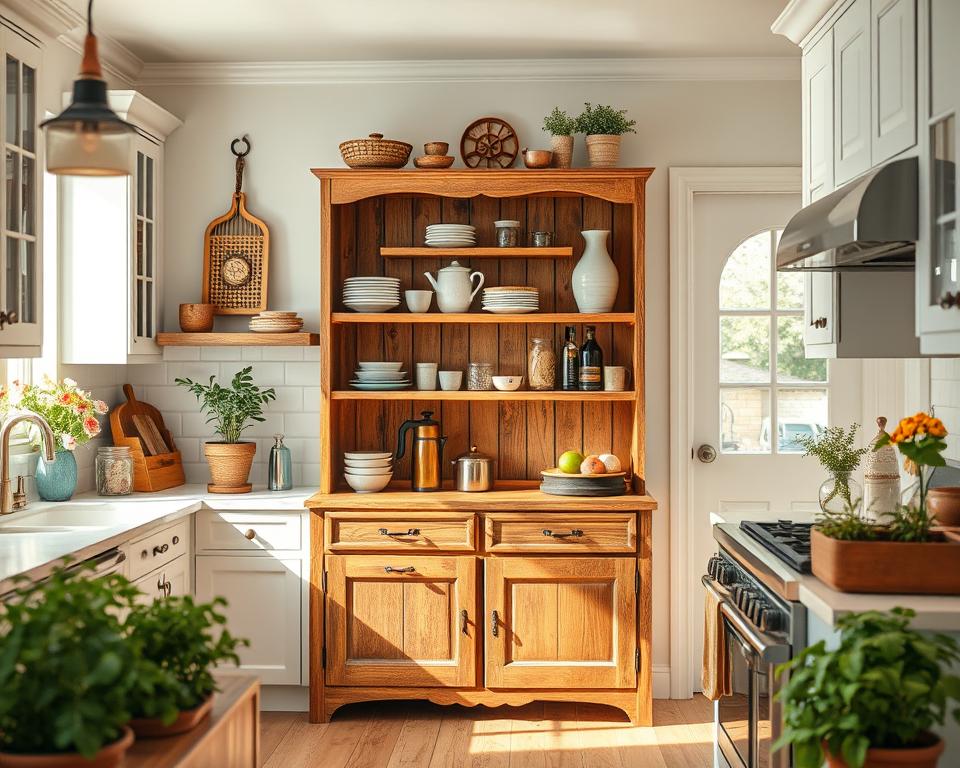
133,554,191,604
872,0,916,163
485,557,636,689
835,0,873,184
803,30,835,204
130,136,161,356
325,555,477,688
195,555,302,686
804,272,837,347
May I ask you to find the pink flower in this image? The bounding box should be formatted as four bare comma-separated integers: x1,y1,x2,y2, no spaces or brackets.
94,400,108,415
61,433,77,451
82,417,100,438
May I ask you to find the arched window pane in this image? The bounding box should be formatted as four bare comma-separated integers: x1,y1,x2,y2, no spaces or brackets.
719,232,771,310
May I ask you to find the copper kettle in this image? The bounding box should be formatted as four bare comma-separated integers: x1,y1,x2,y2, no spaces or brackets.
396,411,448,492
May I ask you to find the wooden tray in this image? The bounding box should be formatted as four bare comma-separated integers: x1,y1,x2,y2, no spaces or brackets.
110,385,185,493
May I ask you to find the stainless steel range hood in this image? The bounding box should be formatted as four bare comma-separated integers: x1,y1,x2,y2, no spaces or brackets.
776,157,917,271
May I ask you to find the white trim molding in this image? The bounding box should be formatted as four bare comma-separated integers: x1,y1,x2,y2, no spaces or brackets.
1,0,75,38
136,56,800,87
58,26,143,84
668,166,801,699
771,0,838,44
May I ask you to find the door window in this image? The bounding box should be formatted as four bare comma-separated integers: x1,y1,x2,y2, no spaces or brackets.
719,230,828,454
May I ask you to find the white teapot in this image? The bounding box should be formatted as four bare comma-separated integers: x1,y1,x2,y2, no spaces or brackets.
424,261,484,313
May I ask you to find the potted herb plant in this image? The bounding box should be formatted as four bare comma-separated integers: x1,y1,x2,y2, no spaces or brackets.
775,607,960,768
176,366,276,494
795,423,868,514
0,565,175,767
126,595,247,737
542,107,577,168
574,102,637,168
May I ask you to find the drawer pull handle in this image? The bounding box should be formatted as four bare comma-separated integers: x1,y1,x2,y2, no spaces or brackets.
378,528,421,537
542,529,584,538
491,609,499,638
384,566,416,574
244,529,257,540
157,575,171,598
460,609,469,635
153,543,169,555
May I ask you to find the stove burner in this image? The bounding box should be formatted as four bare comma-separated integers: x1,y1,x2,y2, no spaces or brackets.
740,520,813,573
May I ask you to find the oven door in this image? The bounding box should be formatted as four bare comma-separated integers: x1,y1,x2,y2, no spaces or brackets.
717,617,756,768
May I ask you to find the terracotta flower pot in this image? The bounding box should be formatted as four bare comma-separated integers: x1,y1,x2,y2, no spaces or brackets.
0,727,134,768
926,486,960,527
824,733,945,767
130,695,213,738
585,134,622,167
204,441,256,494
550,135,574,168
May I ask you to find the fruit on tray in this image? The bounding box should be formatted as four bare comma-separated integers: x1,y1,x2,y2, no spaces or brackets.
598,453,622,473
558,450,585,474
580,455,607,475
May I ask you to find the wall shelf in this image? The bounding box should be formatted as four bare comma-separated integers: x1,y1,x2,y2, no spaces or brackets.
380,246,573,259
332,390,636,401
331,312,635,325
157,332,320,347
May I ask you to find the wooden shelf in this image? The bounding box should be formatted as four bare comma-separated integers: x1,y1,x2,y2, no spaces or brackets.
332,312,635,325
380,246,572,259
157,332,320,347
332,390,636,401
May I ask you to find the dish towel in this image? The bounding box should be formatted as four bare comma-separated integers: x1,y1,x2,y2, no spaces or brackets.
702,585,732,700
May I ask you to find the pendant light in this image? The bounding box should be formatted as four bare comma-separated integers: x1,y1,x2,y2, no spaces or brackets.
40,0,135,176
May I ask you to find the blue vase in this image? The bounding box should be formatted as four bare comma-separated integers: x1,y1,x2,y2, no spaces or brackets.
36,450,78,502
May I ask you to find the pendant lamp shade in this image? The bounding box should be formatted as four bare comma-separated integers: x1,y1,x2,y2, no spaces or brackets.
40,1,135,176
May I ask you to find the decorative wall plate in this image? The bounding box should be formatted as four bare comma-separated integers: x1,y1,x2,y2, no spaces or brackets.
460,117,519,169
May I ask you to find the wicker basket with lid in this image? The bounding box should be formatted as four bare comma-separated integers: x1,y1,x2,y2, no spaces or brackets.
339,133,412,168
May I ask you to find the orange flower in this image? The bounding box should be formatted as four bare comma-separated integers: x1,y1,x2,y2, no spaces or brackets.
887,411,948,443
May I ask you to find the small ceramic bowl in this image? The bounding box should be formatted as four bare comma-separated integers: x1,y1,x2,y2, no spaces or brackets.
492,375,523,391
344,457,393,469
344,472,392,493
424,141,449,156
522,149,553,169
439,371,463,391
405,289,433,313
179,303,215,332
344,450,393,460
344,465,394,476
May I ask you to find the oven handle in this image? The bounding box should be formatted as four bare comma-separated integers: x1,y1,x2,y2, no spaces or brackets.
702,575,791,665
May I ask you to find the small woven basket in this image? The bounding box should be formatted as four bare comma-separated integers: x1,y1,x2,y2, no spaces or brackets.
339,133,412,168
585,134,622,168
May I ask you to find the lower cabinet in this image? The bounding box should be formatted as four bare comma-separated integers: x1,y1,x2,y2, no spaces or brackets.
132,553,191,604
195,555,303,686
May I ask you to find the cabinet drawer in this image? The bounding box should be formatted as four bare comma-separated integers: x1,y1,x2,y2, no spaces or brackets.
484,514,636,553
325,511,476,552
132,553,191,604
125,519,190,581
196,510,303,552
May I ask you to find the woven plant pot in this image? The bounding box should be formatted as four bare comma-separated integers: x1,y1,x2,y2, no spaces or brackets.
204,442,256,494
0,727,134,768
585,134,622,168
550,135,574,168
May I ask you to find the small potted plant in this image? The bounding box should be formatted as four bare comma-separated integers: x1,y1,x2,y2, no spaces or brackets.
0,565,175,767
795,423,868,514
574,102,637,167
542,107,577,168
176,366,276,494
775,607,960,768
126,595,247,737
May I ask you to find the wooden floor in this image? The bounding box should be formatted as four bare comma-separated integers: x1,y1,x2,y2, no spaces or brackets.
261,697,715,767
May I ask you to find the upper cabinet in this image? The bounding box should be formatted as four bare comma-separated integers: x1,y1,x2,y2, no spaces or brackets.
872,0,917,163
61,92,181,364
834,0,873,184
804,29,835,203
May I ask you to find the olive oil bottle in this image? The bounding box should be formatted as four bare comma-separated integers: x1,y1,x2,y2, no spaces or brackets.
561,326,579,391
578,325,603,391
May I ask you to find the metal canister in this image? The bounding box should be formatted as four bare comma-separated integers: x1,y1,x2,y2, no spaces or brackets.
451,445,495,492
268,434,293,491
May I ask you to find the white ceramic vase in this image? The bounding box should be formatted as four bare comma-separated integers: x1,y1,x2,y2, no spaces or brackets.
572,230,618,313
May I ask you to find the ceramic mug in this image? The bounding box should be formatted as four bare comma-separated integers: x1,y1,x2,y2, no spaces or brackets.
604,366,629,392
405,290,433,313
439,370,463,391
416,362,438,391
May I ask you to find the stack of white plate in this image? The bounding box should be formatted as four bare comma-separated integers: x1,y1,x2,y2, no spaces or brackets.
343,276,400,313
425,224,476,248
482,286,540,314
350,361,410,390
343,451,393,493
249,311,304,333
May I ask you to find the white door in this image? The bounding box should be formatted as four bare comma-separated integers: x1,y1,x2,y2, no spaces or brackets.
688,192,861,684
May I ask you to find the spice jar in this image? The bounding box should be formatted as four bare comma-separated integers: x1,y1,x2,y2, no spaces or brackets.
495,220,521,248
527,337,556,391
96,446,133,496
467,362,494,391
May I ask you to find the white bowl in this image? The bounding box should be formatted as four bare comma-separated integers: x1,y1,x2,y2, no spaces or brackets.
344,457,393,469
344,465,394,476
344,451,393,460
357,362,403,371
492,375,523,391
354,370,408,382
344,472,393,493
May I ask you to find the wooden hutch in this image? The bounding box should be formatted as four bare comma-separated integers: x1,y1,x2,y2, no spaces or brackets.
305,168,658,725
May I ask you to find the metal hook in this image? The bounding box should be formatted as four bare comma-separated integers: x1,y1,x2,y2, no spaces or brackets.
231,135,251,158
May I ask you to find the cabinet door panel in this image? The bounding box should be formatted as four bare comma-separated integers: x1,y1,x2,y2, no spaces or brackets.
485,557,636,689
872,0,916,162
326,555,477,688
804,272,837,347
804,30,834,204
835,0,872,184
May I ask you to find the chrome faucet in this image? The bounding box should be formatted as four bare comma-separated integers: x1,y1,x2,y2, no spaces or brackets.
0,411,56,515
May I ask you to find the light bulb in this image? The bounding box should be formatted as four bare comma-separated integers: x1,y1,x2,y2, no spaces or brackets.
79,124,101,155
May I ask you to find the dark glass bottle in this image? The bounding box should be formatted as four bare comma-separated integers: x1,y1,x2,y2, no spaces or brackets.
561,326,579,391
578,325,603,391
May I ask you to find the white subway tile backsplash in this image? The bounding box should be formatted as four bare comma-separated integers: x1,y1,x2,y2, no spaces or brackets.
162,347,201,361
261,346,304,362
220,361,286,386
241,346,263,361
143,385,204,413
200,347,240,362
270,387,304,412
283,412,321,438
285,361,320,386
303,347,320,361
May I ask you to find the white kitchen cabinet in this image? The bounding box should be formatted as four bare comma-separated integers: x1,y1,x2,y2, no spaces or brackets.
804,272,837,348
60,92,181,364
834,0,873,185
871,0,917,163
133,553,191,604
803,29,835,204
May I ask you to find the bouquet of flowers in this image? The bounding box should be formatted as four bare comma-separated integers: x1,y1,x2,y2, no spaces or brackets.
0,376,108,452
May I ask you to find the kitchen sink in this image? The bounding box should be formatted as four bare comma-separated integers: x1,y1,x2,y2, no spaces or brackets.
0,504,161,530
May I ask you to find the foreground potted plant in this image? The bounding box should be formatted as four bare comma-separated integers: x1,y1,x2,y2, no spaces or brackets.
775,608,960,768
575,102,636,167
542,107,576,168
795,423,868,513
0,565,175,767
126,595,247,737
176,366,275,494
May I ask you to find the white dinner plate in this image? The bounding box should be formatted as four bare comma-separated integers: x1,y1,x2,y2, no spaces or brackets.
345,304,399,313
358,362,404,371
353,371,409,381
349,381,412,390
482,306,540,314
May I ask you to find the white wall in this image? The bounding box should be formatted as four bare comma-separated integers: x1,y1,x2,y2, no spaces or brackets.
143,76,802,678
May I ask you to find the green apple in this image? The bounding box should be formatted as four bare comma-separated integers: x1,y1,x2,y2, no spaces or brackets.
558,450,585,474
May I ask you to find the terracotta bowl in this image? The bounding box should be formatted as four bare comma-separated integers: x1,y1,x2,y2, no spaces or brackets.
424,141,449,156
522,148,554,169
927,486,960,527
179,303,215,333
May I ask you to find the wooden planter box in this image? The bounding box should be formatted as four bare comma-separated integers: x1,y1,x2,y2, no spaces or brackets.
811,528,960,594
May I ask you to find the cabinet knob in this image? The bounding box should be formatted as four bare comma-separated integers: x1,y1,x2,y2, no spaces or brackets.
244,529,256,540
810,316,828,329
140,549,148,560
172,536,180,545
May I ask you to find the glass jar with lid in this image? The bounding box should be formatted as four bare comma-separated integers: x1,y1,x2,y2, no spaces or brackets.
527,337,556,390
467,362,494,391
96,446,133,496
494,220,521,248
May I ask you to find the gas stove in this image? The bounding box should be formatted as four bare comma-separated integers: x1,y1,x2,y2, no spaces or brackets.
739,519,813,573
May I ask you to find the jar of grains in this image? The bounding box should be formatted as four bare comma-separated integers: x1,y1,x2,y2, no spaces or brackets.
527,337,556,390
467,362,494,391
96,446,133,496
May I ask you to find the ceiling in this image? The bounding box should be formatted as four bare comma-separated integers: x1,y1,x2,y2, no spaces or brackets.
78,0,797,63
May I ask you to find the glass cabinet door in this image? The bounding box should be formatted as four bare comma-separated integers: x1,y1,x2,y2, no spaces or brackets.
930,115,957,310
131,138,159,350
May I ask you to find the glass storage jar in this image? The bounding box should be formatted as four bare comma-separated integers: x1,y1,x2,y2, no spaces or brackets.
527,337,556,390
96,446,133,496
495,220,521,248
467,362,494,391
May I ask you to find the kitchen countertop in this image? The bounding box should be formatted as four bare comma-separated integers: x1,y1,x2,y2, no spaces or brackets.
0,485,313,594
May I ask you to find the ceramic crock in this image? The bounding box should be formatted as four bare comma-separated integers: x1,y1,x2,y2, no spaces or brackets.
35,450,76,502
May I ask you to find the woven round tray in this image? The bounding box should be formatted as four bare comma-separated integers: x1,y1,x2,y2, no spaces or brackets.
339,133,412,169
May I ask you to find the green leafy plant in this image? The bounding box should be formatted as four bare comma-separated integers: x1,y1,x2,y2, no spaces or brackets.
0,564,176,757
815,498,877,541
542,107,576,137
796,423,868,508
126,595,248,717
175,366,276,443
887,502,934,542
775,608,960,768
574,103,637,136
